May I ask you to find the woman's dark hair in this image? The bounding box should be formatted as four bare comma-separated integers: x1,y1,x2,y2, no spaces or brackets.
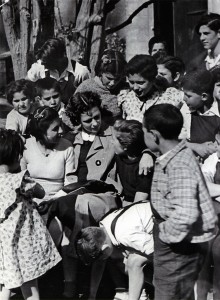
156,55,185,80
36,38,66,70
195,13,220,34
126,55,158,82
182,69,214,96
143,104,183,140
148,36,168,55
114,119,146,157
27,106,59,144
6,79,35,104
95,49,127,77
0,129,24,165
65,92,102,126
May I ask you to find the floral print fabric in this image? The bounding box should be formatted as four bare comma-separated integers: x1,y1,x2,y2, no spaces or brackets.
0,170,61,289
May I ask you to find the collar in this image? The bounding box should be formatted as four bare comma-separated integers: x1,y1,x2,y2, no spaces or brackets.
155,140,187,169
82,130,96,142
73,125,113,146
205,50,220,70
196,99,220,117
47,58,74,82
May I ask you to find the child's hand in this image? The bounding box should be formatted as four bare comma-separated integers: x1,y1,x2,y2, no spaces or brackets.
139,153,154,175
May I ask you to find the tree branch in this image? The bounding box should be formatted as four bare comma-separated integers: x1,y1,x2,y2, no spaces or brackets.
104,0,121,14
106,0,155,35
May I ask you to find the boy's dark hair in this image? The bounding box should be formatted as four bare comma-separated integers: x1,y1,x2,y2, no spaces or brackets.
95,49,127,78
66,92,102,126
143,104,183,140
113,119,146,157
156,55,185,79
0,129,24,165
6,79,35,104
76,227,106,265
27,106,59,144
35,78,61,97
126,55,158,81
148,36,168,55
195,13,220,34
182,70,214,96
36,38,66,70
211,67,220,84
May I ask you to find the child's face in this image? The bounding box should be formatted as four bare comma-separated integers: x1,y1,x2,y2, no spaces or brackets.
151,43,166,56
101,72,118,91
183,89,203,112
40,89,61,111
112,130,126,156
80,106,102,135
128,73,153,98
213,82,220,101
157,64,173,85
199,25,220,50
44,117,63,145
142,127,160,152
12,91,32,115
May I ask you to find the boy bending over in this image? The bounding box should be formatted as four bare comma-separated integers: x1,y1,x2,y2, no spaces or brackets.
76,201,154,300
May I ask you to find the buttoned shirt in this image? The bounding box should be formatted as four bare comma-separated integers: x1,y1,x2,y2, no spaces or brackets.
179,100,220,140
151,140,217,244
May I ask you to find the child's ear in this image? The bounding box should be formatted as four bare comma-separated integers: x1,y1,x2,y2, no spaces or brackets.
201,93,209,102
173,72,180,82
35,96,41,103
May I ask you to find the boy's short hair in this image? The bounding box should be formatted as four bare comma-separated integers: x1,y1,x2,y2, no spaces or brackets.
6,79,35,104
156,55,185,79
126,55,158,81
211,68,220,83
143,104,183,140
35,77,61,97
76,227,106,265
0,129,24,165
181,70,214,96
66,91,102,126
148,36,168,55
36,37,66,69
195,13,220,34
113,119,146,156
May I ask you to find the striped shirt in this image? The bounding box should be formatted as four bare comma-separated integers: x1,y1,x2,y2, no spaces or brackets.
151,140,217,244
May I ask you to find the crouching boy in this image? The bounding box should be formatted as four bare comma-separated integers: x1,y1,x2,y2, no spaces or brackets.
76,201,154,300
142,103,217,300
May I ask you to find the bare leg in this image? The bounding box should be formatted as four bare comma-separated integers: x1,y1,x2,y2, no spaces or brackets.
0,285,11,300
127,254,148,300
62,245,78,298
21,279,39,300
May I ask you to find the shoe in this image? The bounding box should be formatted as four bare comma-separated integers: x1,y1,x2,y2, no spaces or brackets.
62,281,77,298
139,289,148,300
113,288,129,300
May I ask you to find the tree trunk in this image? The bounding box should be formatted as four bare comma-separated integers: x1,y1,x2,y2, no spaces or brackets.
1,0,30,80
89,0,107,76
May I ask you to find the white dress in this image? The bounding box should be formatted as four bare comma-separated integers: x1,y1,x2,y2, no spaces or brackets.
0,170,61,289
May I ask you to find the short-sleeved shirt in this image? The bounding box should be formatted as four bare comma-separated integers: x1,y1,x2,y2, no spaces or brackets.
116,155,152,202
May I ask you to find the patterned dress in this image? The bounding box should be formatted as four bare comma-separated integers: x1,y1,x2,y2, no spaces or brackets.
118,87,184,123
0,170,61,289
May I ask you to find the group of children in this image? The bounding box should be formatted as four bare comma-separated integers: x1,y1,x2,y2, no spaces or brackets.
1,30,220,300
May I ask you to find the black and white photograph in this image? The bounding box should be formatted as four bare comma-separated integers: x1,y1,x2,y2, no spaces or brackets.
0,0,220,299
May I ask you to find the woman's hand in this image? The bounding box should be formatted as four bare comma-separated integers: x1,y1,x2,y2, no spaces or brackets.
139,153,154,175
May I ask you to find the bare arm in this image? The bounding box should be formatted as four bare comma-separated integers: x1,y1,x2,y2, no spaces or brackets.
88,260,106,300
